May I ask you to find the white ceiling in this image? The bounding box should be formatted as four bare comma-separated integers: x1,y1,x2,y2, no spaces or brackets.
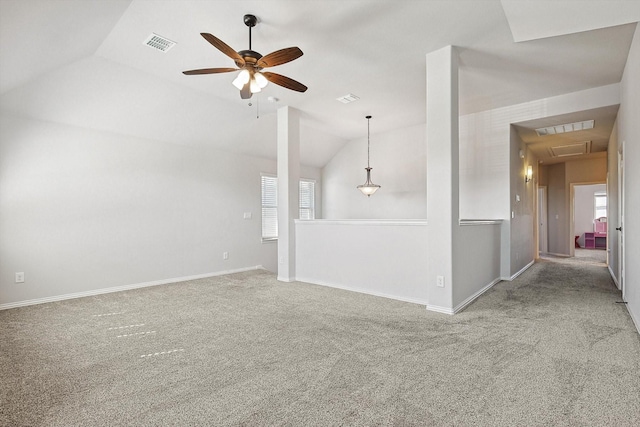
0,0,638,167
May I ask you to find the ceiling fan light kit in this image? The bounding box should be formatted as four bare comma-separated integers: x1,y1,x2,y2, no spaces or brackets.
183,14,307,99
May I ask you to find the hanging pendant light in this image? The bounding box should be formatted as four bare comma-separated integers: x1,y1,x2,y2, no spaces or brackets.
357,115,381,197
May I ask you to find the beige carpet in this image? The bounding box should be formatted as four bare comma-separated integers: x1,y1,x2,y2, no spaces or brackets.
1,258,639,426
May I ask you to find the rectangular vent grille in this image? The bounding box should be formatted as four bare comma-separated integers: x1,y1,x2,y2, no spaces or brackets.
336,93,360,104
144,33,176,52
535,119,594,136
548,141,591,158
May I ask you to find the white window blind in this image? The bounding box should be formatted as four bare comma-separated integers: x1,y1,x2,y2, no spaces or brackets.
261,175,278,241
299,180,315,220
261,176,315,241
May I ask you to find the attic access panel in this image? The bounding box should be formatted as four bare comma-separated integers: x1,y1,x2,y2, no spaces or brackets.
547,141,591,158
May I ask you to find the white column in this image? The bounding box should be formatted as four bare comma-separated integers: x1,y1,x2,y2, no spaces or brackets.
277,106,300,282
426,45,459,313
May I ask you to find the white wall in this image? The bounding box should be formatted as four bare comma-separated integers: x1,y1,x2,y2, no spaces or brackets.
0,113,319,307
322,123,426,219
510,127,537,274
617,24,640,330
453,222,502,310
574,184,606,242
295,220,428,305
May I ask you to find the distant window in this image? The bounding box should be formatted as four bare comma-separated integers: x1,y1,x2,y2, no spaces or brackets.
299,180,316,220
594,193,607,219
261,175,316,241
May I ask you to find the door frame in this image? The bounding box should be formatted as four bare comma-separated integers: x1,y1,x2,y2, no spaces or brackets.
537,186,548,256
618,141,625,298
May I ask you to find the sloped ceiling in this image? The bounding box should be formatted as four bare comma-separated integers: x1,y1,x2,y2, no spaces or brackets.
0,0,638,167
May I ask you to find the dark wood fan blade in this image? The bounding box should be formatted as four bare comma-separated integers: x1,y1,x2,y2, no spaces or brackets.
240,82,252,99
262,72,308,92
258,47,303,68
182,67,238,75
200,33,245,67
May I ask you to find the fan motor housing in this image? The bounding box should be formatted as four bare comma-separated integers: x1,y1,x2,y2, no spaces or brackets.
237,49,262,68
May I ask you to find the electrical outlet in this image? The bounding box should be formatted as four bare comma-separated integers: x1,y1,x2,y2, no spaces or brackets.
436,276,445,288
15,272,24,283
243,212,252,219
223,252,229,260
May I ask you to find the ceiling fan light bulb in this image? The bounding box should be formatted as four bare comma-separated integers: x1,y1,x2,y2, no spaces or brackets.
250,78,262,93
232,70,250,90
254,72,269,88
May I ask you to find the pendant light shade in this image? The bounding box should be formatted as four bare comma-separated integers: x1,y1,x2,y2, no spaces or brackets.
357,115,381,197
232,69,250,90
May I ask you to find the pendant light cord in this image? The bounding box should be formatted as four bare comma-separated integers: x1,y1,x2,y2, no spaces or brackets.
366,115,372,168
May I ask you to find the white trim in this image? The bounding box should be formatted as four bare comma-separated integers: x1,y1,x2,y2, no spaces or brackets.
503,259,535,281
608,265,620,289
625,303,640,335
294,219,427,226
0,266,264,311
453,278,502,313
426,304,454,315
459,219,503,226
295,276,428,306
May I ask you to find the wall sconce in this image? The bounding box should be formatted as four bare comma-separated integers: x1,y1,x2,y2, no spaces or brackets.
525,165,533,183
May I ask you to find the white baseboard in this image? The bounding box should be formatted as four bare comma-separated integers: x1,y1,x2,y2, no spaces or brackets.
626,304,640,335
0,266,264,310
453,278,502,314
608,265,620,289
294,276,428,306
502,259,535,281
426,277,502,315
425,304,454,315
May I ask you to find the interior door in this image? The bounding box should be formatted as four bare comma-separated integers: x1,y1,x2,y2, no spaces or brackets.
538,187,548,254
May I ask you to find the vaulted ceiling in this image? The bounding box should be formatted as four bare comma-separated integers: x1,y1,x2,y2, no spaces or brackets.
1,1,638,167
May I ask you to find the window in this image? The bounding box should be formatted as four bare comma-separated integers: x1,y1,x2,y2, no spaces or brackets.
594,192,607,219
261,175,278,241
261,175,315,241
299,180,316,220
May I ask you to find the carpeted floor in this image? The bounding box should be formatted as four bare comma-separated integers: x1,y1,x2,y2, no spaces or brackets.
1,258,639,426
541,248,607,266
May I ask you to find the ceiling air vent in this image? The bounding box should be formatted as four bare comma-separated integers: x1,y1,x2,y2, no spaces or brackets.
535,119,594,136
336,93,360,104
548,141,592,158
144,33,176,53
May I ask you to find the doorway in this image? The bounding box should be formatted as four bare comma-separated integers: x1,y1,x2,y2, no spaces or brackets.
571,183,607,262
